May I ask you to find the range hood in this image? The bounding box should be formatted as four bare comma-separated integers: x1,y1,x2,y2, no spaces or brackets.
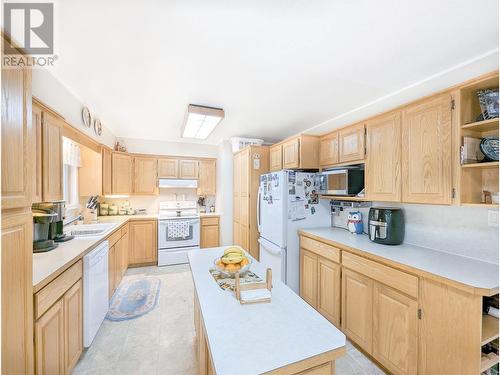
158,179,198,189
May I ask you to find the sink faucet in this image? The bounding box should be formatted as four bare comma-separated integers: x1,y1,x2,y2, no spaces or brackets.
64,214,83,226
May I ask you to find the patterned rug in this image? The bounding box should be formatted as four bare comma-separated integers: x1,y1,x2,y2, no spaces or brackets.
106,276,161,321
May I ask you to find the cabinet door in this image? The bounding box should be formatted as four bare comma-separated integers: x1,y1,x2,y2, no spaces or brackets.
402,94,452,204
79,147,102,197
102,147,112,195
339,123,365,163
158,158,178,178
35,299,64,375
317,257,341,326
282,138,300,169
198,160,216,196
129,221,157,265
64,280,83,374
42,111,64,201
2,211,34,375
365,112,402,202
32,104,43,203
179,159,199,179
133,156,158,195
270,144,283,171
112,152,133,194
319,132,339,167
121,229,129,277
342,268,373,353
239,224,249,252
300,249,318,308
1,65,32,209
373,283,417,375
233,221,241,247
108,244,117,298
239,150,249,226
201,225,219,248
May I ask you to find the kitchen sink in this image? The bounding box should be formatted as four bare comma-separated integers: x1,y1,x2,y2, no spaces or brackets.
66,223,117,237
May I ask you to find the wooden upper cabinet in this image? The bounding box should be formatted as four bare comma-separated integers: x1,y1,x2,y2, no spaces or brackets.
402,94,452,204
179,159,199,179
339,123,365,163
42,111,64,202
282,138,300,169
319,132,339,167
198,159,216,196
102,147,112,195
158,158,178,178
2,66,32,209
342,268,373,353
35,299,65,375
32,104,43,203
112,152,133,194
270,144,283,171
372,282,417,375
365,112,402,202
79,146,102,197
133,156,158,195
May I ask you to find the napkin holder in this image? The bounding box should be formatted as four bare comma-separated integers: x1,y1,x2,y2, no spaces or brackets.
235,268,272,305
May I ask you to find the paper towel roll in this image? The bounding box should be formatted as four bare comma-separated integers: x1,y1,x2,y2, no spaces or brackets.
487,306,499,319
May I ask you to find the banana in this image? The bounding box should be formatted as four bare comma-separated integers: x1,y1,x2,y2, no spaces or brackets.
223,247,243,256
221,254,243,264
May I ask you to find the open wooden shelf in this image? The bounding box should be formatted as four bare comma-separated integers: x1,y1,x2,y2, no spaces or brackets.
481,352,499,372
481,315,499,346
462,118,499,132
319,195,368,201
461,203,499,208
462,161,499,169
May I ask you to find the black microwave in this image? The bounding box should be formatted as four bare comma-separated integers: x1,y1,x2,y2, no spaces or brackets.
317,167,364,196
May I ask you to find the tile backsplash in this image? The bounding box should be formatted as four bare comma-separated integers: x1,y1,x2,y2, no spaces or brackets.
331,202,499,264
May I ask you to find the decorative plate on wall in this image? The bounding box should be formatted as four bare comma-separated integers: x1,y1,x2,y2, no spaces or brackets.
82,106,91,127
93,118,102,136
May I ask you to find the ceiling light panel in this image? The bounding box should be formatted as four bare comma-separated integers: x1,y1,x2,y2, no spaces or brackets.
182,105,224,139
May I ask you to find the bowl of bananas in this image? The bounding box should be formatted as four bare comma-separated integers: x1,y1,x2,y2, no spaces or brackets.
214,247,252,278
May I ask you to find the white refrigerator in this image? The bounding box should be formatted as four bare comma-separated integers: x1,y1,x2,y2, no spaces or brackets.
258,170,330,294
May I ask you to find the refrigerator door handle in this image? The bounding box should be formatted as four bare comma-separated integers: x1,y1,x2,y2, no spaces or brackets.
257,186,262,232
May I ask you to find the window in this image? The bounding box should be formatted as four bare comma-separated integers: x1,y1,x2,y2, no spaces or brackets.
62,137,81,211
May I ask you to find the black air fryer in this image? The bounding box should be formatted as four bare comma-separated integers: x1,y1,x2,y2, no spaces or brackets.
368,207,404,245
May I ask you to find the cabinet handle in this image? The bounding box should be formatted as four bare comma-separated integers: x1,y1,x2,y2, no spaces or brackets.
418,308,422,319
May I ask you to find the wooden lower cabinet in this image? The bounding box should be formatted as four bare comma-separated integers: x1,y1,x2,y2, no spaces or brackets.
129,220,157,266
35,279,83,375
300,249,318,307
108,243,117,298
63,280,83,374
341,268,373,353
108,226,131,297
372,282,417,375
201,217,220,248
35,299,65,375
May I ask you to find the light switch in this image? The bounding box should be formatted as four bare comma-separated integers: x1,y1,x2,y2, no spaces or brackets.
488,210,499,227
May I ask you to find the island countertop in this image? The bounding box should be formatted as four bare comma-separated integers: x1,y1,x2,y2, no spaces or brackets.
188,247,346,375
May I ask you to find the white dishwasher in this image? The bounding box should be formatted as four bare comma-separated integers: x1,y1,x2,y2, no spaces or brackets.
83,241,109,347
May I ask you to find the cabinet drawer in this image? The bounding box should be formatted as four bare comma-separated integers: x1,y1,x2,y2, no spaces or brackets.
342,252,418,298
121,224,129,237
201,217,219,226
35,260,82,319
107,228,122,247
300,236,340,263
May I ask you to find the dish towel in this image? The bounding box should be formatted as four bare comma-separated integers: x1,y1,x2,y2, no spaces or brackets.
167,220,190,239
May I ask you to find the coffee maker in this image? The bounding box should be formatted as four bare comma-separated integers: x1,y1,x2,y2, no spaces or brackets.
33,201,74,243
368,207,404,245
32,209,58,252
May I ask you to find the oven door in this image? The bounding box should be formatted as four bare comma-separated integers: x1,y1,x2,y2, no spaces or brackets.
321,169,348,195
158,218,200,249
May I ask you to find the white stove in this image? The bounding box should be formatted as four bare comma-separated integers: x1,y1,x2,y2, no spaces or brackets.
157,201,200,266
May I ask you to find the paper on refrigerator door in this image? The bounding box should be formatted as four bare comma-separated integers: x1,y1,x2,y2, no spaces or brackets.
288,199,306,221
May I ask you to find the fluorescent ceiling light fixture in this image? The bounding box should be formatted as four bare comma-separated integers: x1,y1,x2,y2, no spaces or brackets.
182,104,224,139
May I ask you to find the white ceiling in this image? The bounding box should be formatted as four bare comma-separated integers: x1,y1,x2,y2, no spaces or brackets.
50,0,499,145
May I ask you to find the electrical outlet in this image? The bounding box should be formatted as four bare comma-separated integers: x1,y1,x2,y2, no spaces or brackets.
488,210,499,227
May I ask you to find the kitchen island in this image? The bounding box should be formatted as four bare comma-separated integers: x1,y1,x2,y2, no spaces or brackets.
188,247,346,375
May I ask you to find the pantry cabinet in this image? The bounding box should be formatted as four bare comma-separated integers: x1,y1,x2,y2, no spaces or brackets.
129,220,157,266
133,156,158,195
341,268,373,353
198,160,216,196
232,146,269,260
319,132,339,167
112,152,133,194
158,158,179,178
339,122,365,163
200,216,220,248
102,147,112,195
269,144,283,171
402,94,452,204
365,111,402,202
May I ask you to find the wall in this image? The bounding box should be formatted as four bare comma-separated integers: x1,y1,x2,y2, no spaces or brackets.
119,137,218,158
216,140,234,246
32,68,116,148
331,203,499,264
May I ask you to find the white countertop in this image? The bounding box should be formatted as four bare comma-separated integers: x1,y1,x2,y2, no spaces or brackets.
188,247,346,375
300,227,499,292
